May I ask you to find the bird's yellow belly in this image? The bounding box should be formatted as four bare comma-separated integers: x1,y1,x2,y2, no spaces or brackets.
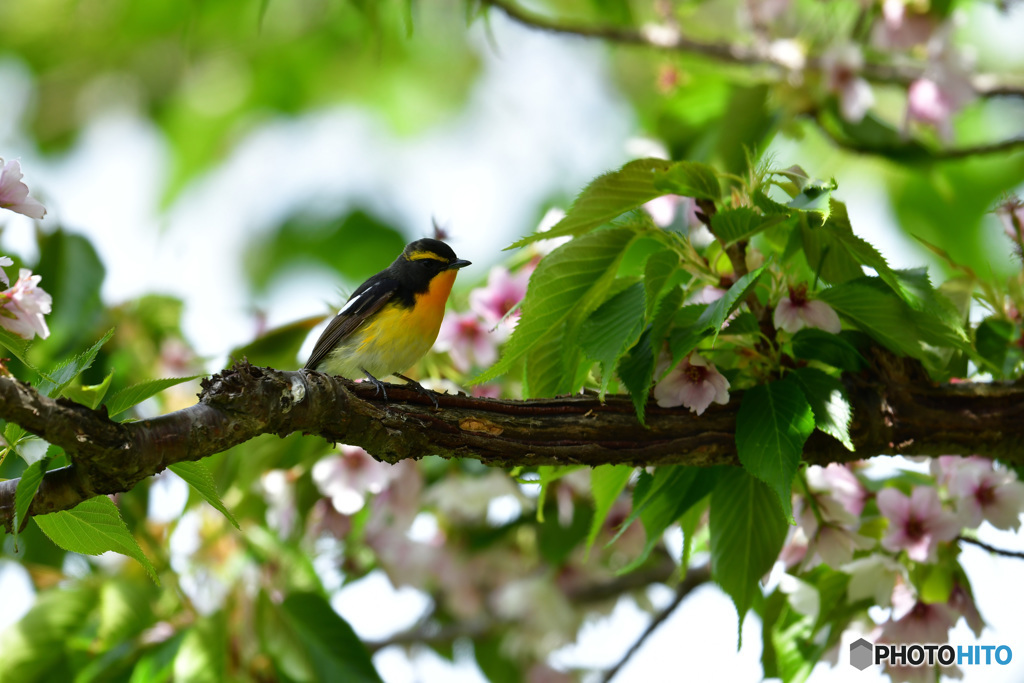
320,270,456,379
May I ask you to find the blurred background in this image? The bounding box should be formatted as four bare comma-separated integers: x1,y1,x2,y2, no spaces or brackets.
2,0,1024,681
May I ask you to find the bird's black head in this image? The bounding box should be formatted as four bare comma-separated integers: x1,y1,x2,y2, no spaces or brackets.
389,238,471,294
399,238,470,271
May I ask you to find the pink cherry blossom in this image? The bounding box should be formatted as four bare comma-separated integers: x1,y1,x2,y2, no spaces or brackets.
469,265,532,328
311,445,399,515
907,79,956,129
0,256,12,287
774,285,841,334
994,196,1024,244
873,0,938,51
947,460,1024,531
821,44,874,123
0,268,52,340
880,592,959,683
0,159,46,220
653,351,730,414
435,310,507,372
807,463,869,516
877,487,961,563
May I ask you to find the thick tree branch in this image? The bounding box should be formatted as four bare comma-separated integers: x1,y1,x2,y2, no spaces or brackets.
1,350,1024,529
479,0,1024,99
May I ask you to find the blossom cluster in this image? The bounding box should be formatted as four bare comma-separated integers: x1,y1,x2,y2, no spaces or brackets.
784,458,1024,682
433,261,533,379
0,159,51,340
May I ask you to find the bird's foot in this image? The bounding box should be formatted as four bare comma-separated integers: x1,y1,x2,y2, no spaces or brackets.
361,369,389,401
394,373,440,409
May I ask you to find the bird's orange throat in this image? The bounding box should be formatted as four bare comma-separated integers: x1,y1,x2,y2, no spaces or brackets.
413,269,459,334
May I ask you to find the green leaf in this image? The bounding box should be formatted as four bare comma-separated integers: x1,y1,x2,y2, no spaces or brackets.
33,229,107,356
35,328,115,399
98,579,156,646
279,592,385,683
643,249,681,319
711,207,784,246
818,281,921,358
580,282,646,396
509,158,673,248
586,465,634,555
787,368,854,451
475,228,638,384
800,221,864,285
129,632,185,683
669,262,768,361
173,613,227,683
0,326,34,366
35,495,158,583
736,380,815,521
710,469,788,630
615,466,722,574
787,178,836,226
975,317,1018,377
653,160,721,200
618,328,655,424
106,375,204,419
790,328,867,372
61,370,114,410
0,585,99,683
13,455,51,544
169,461,240,529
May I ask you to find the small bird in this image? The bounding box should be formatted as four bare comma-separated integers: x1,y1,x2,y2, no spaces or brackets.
304,238,471,400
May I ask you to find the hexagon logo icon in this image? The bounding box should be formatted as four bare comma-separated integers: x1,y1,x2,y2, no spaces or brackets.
850,638,873,671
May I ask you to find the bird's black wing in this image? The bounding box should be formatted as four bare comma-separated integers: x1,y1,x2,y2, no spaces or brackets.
303,277,399,371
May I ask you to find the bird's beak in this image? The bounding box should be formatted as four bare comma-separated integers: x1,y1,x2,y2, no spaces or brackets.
448,259,472,270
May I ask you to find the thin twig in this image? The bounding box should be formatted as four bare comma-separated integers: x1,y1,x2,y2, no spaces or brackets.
958,535,1024,559
479,0,1024,98
601,564,711,682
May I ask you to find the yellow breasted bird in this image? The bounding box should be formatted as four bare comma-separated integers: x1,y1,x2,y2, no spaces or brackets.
304,238,471,399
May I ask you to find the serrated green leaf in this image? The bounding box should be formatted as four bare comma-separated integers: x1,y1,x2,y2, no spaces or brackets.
106,375,204,419
169,461,240,529
580,283,646,396
35,495,158,583
618,328,655,424
711,207,785,246
35,328,114,399
788,179,836,225
818,281,921,358
800,221,864,285
586,465,633,555
62,370,114,410
736,380,815,521
475,229,638,385
13,456,51,543
790,328,867,372
0,326,34,366
975,318,1017,377
279,592,384,683
643,250,681,319
669,262,768,361
787,368,854,451
613,466,722,575
710,468,788,631
653,160,721,200
508,159,673,248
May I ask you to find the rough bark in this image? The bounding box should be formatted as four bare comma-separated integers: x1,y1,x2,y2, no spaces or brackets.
1,349,1023,530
